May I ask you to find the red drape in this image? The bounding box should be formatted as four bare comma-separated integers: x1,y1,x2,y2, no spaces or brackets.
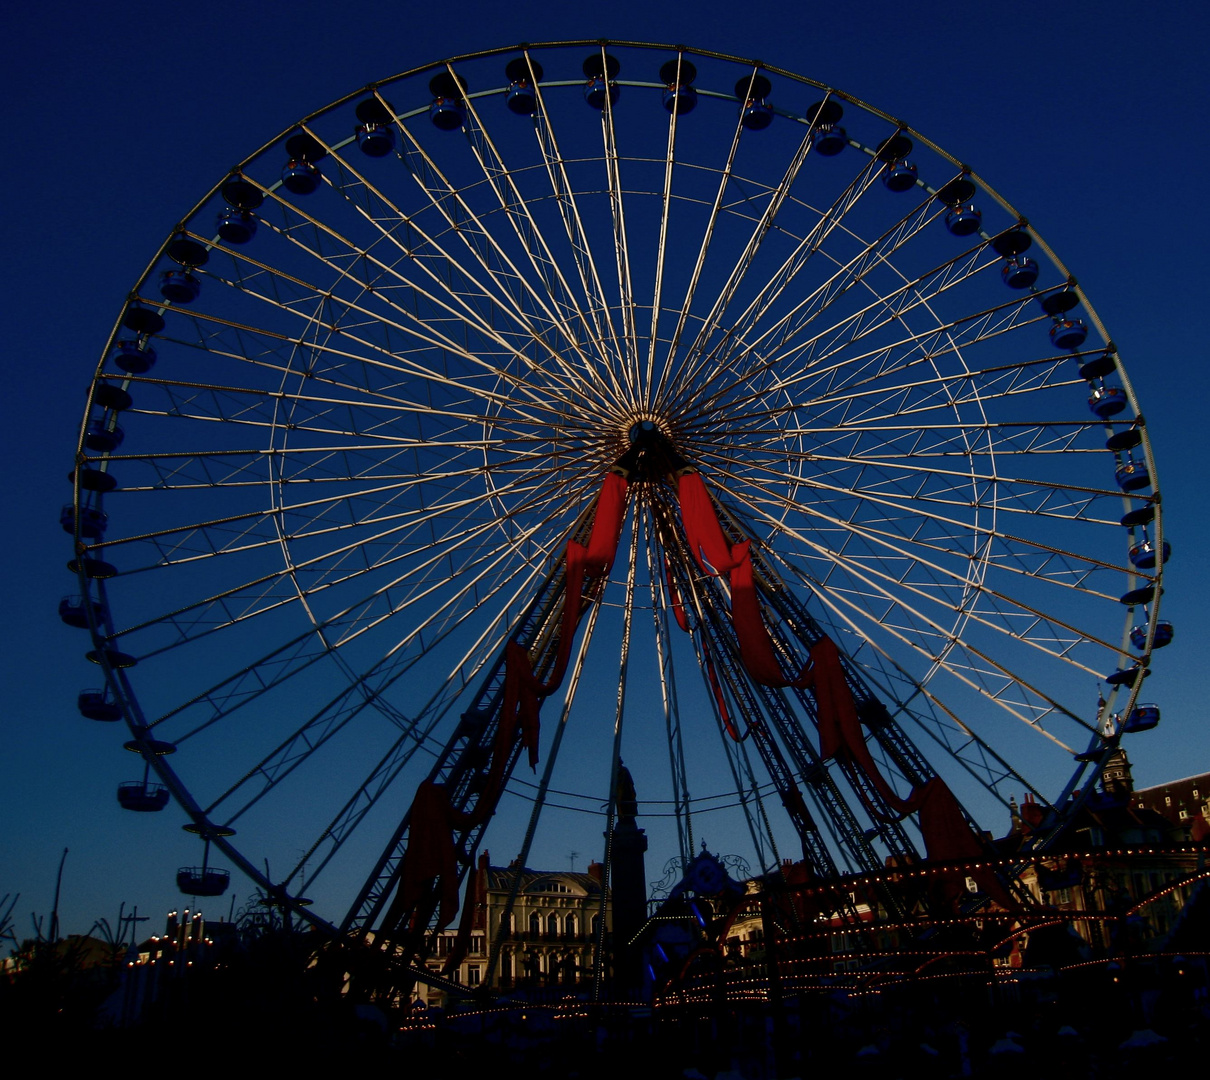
702,636,742,741
664,559,690,633
729,543,813,688
397,780,462,926
917,777,1016,909
678,472,744,575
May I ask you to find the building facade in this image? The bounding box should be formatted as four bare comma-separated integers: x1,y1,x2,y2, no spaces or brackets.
418,854,609,1003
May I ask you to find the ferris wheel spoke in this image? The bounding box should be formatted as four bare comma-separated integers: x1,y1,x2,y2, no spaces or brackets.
137,279,585,429
294,126,604,406
713,463,1131,664
664,146,887,411
452,80,624,408
596,54,641,402
708,332,1077,450
682,168,944,406
187,211,606,424
710,477,1103,744
319,126,621,413
695,253,1024,422
206,535,557,826
526,71,629,390
644,64,685,401
112,462,577,664
739,276,1048,411
709,452,1142,609
88,449,560,579
157,487,571,745
188,187,606,417
691,207,983,410
758,544,1050,806
650,98,749,408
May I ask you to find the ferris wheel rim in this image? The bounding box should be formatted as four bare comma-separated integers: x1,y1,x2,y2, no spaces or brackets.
69,40,1164,932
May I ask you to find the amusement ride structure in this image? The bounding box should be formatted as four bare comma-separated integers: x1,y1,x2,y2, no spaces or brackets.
64,41,1172,1003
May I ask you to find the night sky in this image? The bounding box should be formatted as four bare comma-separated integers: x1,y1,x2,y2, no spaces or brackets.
4,0,1207,939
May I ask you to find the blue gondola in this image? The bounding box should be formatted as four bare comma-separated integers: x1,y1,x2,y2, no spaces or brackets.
60,504,107,538
78,688,121,722
992,228,1031,256
70,465,118,492
356,122,395,156
735,74,773,130
505,57,544,115
68,555,117,579
216,207,257,244
429,72,467,129
1123,704,1161,733
167,237,208,267
812,125,847,155
1119,585,1157,606
1129,538,1171,569
1105,665,1147,686
84,418,124,453
160,270,200,304
659,58,697,115
1115,459,1150,492
124,734,176,755
1080,350,1117,379
281,159,321,194
113,340,156,374
883,159,918,192
176,867,230,897
946,204,982,236
583,54,621,109
221,177,264,210
1001,257,1039,288
122,306,165,335
808,99,846,155
94,384,133,411
1089,386,1127,418
1049,319,1088,350
59,595,106,628
1131,621,1174,650
87,647,136,668
118,781,170,812
1040,289,1079,315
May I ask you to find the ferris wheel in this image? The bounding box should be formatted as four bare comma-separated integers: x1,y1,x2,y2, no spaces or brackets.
65,41,1167,976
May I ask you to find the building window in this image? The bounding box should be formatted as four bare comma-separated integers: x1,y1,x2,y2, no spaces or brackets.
529,912,541,937
1180,809,1190,820
500,911,514,935
1165,796,1172,806
547,912,560,937
467,965,481,986
591,913,601,937
469,934,484,956
565,912,577,938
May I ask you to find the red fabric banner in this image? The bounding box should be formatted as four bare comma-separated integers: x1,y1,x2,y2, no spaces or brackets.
664,559,690,633
397,780,462,927
702,636,742,741
678,472,744,575
729,544,813,688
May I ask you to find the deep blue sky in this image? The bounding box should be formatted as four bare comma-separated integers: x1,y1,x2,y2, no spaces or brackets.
4,0,1207,937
